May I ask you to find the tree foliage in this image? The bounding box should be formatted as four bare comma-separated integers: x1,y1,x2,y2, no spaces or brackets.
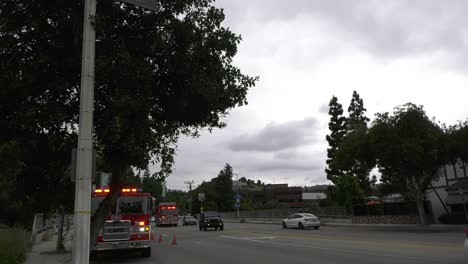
215,163,234,211
336,91,374,193
369,103,447,225
346,91,370,134
325,96,347,183
1,0,257,242
333,174,364,213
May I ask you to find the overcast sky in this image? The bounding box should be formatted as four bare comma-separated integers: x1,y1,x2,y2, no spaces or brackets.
153,0,468,191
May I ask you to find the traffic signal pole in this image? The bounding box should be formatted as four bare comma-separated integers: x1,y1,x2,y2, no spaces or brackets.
72,0,96,263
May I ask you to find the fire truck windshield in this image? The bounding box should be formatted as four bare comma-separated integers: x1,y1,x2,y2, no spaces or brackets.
118,196,148,214
91,196,149,215
160,209,178,215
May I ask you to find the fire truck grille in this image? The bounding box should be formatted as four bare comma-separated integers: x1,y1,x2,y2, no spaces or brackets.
102,220,131,241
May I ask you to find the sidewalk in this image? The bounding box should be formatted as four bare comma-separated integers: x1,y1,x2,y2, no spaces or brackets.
25,229,72,264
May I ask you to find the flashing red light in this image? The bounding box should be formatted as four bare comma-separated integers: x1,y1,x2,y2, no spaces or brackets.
139,221,145,226
94,189,103,193
104,189,110,193
132,188,137,192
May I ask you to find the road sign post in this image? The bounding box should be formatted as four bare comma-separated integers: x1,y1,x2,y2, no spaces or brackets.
198,193,205,213
234,194,241,217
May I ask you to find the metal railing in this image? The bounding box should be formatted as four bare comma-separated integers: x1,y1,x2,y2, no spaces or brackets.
31,214,73,242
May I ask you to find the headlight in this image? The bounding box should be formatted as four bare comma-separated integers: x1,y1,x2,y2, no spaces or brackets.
139,227,145,232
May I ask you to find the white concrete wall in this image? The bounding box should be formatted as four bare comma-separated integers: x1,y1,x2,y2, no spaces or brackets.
427,160,467,223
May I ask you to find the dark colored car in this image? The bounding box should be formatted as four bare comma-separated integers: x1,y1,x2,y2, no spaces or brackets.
182,215,197,226
199,211,224,231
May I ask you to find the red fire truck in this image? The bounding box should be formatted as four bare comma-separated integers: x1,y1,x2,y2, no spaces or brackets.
91,187,153,257
155,202,179,227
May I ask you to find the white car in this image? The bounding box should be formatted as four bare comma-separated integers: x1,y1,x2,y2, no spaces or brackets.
282,213,320,230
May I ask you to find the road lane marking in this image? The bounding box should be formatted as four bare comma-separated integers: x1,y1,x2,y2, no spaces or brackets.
241,236,276,240
229,229,460,251
220,235,430,261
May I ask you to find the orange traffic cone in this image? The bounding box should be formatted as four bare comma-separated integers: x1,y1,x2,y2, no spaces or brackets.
158,234,163,243
171,235,177,245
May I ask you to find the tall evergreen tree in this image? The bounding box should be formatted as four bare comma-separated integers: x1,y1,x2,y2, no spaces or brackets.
347,91,370,134
345,91,373,192
215,163,235,211
325,96,347,184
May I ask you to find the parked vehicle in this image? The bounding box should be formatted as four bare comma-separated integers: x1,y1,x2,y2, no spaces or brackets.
282,213,320,230
91,187,152,258
154,202,179,227
182,215,197,226
199,211,224,231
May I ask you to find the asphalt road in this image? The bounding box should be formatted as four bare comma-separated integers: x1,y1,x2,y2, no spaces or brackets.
91,222,467,264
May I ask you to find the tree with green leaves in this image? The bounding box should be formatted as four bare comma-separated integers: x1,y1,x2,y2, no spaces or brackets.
333,174,364,214
370,103,448,225
339,91,374,193
347,91,370,134
1,0,257,244
192,180,218,213
141,169,164,201
215,163,235,211
325,96,347,183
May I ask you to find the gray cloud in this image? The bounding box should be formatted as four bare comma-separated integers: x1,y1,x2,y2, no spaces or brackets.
218,0,468,68
227,117,320,152
250,159,321,172
318,103,329,114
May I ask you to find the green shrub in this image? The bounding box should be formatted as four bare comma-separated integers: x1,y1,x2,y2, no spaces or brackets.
438,212,468,224
0,228,30,264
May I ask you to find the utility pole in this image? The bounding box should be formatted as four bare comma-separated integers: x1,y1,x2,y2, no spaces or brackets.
185,180,194,214
72,0,95,263
235,174,239,217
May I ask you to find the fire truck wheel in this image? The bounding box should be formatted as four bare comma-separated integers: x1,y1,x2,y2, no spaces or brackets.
220,226,224,231
199,225,202,231
215,227,218,230
142,247,151,257
203,226,208,231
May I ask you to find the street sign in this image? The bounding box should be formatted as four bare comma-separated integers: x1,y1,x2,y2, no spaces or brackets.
119,0,158,11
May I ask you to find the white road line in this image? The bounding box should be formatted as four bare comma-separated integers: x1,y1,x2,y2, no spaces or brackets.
219,235,427,261
241,236,276,240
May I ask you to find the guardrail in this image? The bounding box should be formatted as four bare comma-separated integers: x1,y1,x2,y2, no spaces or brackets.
31,214,73,243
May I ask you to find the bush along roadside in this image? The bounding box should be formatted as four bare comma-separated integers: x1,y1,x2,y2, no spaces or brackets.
0,228,31,264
